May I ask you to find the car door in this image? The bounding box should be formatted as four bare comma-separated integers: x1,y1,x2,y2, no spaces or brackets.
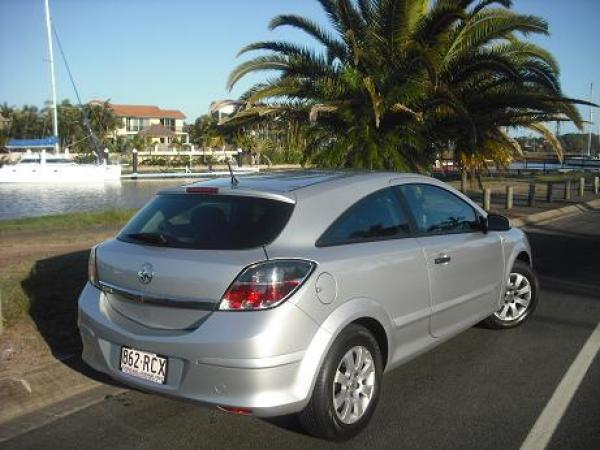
396,183,504,338
315,187,433,362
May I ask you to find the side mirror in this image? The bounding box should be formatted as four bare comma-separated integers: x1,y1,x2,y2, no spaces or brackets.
478,215,488,234
487,213,510,232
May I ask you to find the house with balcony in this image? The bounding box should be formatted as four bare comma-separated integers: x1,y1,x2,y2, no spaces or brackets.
91,102,188,146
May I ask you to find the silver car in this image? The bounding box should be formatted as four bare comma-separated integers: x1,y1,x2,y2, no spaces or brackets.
78,171,538,440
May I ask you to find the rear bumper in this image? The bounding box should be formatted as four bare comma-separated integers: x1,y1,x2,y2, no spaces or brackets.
78,283,325,417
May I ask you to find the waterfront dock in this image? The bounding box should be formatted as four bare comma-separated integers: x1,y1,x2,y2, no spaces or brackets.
120,167,261,180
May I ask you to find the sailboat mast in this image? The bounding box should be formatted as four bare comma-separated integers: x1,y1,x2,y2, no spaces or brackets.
587,82,593,157
44,0,59,153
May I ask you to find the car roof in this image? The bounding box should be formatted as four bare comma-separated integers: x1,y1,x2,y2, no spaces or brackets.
191,171,365,193
159,170,427,202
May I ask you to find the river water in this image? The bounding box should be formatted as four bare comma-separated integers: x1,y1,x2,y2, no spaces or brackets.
2,162,598,221
0,179,202,220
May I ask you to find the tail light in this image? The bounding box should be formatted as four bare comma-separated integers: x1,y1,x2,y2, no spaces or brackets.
220,260,315,311
88,245,100,288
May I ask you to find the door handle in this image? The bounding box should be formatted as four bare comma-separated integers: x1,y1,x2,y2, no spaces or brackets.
434,254,451,265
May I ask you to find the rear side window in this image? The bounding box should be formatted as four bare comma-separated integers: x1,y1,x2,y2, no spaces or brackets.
317,188,412,247
118,194,294,250
397,184,478,235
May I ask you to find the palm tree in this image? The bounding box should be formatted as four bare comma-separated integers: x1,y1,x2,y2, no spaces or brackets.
227,0,590,173
83,100,119,148
57,99,85,150
420,1,588,183
129,134,152,152
188,114,230,150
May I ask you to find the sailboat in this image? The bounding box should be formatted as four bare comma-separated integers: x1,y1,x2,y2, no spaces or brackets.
0,0,121,183
563,82,600,168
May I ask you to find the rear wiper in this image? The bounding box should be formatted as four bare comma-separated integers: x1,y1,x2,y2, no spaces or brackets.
126,232,169,245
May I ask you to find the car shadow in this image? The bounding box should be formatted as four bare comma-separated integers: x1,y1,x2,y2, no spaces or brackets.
525,228,600,301
21,249,121,386
261,414,306,435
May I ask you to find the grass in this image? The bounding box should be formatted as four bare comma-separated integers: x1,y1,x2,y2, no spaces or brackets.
0,208,137,234
0,250,89,354
530,172,590,183
0,208,136,329
0,260,32,328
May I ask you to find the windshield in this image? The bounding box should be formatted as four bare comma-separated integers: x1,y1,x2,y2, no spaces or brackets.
118,193,294,250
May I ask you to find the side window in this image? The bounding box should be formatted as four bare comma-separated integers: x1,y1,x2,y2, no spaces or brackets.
317,188,412,246
397,184,478,235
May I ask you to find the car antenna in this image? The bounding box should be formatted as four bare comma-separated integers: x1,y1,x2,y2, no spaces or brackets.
226,159,239,186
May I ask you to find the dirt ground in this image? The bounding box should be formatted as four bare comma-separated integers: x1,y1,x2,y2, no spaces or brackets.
0,227,117,268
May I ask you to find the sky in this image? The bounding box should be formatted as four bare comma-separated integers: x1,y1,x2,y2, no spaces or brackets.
0,0,599,135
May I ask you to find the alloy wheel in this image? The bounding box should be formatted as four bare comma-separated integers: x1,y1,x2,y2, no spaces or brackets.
332,345,376,425
494,272,532,321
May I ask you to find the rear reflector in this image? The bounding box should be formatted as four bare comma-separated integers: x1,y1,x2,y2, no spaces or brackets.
88,245,100,288
217,406,253,415
186,186,219,194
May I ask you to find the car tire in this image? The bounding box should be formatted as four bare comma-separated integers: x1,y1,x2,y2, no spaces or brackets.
298,324,382,441
483,260,539,329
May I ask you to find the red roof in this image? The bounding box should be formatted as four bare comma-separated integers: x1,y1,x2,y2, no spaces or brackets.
108,104,186,120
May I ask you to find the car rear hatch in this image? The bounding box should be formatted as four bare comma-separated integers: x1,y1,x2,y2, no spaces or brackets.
95,189,294,330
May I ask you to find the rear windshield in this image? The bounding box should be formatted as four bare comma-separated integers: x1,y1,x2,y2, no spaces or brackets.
118,194,294,250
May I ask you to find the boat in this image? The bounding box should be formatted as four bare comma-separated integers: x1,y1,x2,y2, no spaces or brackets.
0,0,121,184
563,156,600,169
0,149,121,183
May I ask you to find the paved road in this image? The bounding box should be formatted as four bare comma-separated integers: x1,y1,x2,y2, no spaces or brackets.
3,210,600,450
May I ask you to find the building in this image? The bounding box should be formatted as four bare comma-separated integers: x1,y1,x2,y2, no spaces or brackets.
92,102,188,145
209,99,244,124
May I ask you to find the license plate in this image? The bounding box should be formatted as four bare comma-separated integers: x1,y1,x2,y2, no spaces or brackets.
120,347,168,384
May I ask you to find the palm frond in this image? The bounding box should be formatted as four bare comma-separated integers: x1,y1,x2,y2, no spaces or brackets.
227,55,289,90
269,14,347,62
470,0,512,16
527,122,563,162
237,41,310,58
447,9,549,61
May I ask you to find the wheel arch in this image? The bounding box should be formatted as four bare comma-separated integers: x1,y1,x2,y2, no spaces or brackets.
352,317,389,370
293,298,394,408
516,251,531,266
506,240,533,279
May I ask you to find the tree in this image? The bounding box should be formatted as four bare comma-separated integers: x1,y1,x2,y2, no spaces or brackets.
224,111,308,164
227,0,591,173
6,104,46,139
558,133,600,155
128,134,152,152
82,100,119,150
188,114,230,149
1,99,120,154
57,99,85,150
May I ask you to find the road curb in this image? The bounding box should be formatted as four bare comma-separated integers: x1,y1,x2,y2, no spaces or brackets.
0,382,125,442
0,356,123,440
510,198,600,228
